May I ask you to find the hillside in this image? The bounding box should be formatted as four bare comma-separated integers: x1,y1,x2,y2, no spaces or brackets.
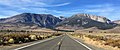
0,13,62,29
56,14,117,30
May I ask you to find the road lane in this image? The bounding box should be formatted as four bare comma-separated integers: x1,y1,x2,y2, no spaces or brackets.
16,35,91,50
18,35,64,50
60,35,89,50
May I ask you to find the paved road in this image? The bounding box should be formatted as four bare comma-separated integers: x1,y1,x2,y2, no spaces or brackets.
17,35,91,50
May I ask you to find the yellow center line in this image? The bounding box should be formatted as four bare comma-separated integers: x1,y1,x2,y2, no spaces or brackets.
57,42,61,45
57,36,65,45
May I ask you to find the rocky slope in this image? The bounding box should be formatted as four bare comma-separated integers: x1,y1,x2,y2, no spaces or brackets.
73,14,111,23
0,13,62,29
56,14,117,30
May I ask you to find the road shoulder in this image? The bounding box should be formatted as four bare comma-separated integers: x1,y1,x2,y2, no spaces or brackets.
68,34,105,50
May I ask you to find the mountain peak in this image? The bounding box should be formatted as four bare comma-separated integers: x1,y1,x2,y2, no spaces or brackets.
0,13,62,28
72,13,110,23
56,13,117,30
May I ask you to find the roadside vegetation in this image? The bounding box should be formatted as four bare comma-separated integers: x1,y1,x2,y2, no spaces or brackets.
0,30,62,46
71,33,120,50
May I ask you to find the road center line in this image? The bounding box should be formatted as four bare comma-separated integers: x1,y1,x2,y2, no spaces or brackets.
58,35,65,50
57,42,61,45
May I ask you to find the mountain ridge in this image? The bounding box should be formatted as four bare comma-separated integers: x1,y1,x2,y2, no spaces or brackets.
0,13,119,30
0,13,62,29
56,14,117,30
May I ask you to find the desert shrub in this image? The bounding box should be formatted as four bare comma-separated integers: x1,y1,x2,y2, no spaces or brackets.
104,39,120,47
8,38,14,44
29,34,37,41
71,33,120,49
36,35,42,40
89,31,93,33
0,39,3,45
0,32,62,45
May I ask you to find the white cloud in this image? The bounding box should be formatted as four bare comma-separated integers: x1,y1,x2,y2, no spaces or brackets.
85,4,113,8
0,0,70,18
54,4,120,20
0,9,20,18
53,3,70,7
20,0,32,2
83,4,114,12
85,8,114,13
83,4,120,20
0,0,70,8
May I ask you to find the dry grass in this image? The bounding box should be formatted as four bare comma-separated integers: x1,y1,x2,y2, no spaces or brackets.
71,33,120,50
0,31,62,46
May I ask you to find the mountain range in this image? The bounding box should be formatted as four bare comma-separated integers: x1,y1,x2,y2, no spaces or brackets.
0,13,119,30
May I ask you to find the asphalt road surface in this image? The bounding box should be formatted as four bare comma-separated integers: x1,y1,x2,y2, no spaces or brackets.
16,35,91,50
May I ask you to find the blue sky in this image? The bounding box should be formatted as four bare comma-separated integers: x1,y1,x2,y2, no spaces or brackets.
0,0,120,20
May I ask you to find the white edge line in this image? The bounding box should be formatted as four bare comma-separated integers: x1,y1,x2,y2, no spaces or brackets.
74,39,93,50
68,35,93,50
14,36,61,50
